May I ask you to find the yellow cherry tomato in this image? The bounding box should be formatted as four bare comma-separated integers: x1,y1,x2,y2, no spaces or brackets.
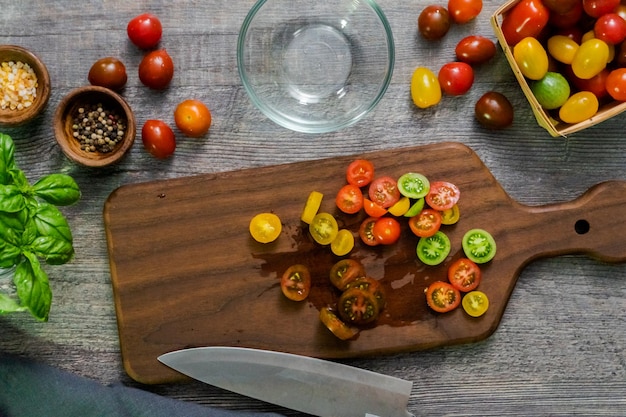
547,35,579,65
440,204,460,225
309,212,339,245
301,191,323,224
388,196,410,216
513,37,549,80
462,291,489,317
571,38,610,79
411,67,442,109
559,91,599,124
249,212,282,243
331,229,355,256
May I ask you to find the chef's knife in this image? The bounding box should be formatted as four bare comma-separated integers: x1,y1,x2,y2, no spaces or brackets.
158,347,414,417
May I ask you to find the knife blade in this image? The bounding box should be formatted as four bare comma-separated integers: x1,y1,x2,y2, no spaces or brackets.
158,347,414,417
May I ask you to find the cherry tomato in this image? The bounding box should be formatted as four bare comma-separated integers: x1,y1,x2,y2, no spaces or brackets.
500,0,550,46
606,68,626,101
363,198,387,217
309,212,339,245
409,209,442,238
572,38,609,80
338,287,380,325
594,13,626,44
440,204,460,225
448,0,482,24
425,181,460,211
438,62,474,95
397,172,430,199
462,291,489,317
474,91,514,129
249,212,282,243
330,259,366,291
359,217,379,247
417,231,451,266
559,91,599,123
411,67,442,109
530,72,571,110
138,49,174,89
462,229,497,263
346,276,386,310
372,217,401,245
335,184,364,214
173,99,212,138
417,5,451,40
87,57,127,91
331,229,355,256
319,308,359,340
582,0,620,18
346,159,375,187
548,1,584,28
513,37,549,80
564,66,609,99
547,35,579,64
425,281,460,313
127,13,163,49
368,176,401,208
280,264,311,302
455,35,497,65
301,191,323,224
543,0,581,14
388,196,411,216
404,198,425,218
142,119,176,159
448,258,481,292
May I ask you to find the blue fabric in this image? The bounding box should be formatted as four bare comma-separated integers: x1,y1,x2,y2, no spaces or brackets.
0,353,285,417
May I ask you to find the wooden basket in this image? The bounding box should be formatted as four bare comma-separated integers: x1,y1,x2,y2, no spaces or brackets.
490,0,626,137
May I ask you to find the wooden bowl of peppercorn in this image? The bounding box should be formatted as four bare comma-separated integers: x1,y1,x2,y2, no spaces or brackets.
54,86,136,167
0,45,51,127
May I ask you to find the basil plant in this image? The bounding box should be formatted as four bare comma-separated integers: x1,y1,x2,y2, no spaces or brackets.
0,133,80,321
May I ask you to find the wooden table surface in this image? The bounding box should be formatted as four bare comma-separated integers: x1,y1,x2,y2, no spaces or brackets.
1,0,625,415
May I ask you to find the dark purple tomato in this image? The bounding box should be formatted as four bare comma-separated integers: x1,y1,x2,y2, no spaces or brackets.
87,57,127,91
455,35,497,65
418,5,451,40
542,0,580,14
475,91,514,129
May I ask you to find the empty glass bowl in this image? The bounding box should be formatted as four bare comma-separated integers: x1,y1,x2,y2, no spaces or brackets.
237,0,395,133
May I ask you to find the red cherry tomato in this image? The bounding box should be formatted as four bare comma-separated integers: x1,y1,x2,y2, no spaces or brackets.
455,35,497,65
409,208,442,238
564,66,610,99
346,159,375,187
174,99,212,138
448,0,483,24
368,176,401,208
500,0,550,45
372,217,401,245
280,264,311,302
336,184,364,214
87,57,127,91
127,13,163,49
438,62,474,96
363,198,387,217
426,181,460,211
138,49,174,89
418,5,451,40
448,258,481,292
606,68,626,101
582,0,620,18
425,281,461,313
142,120,176,159
594,13,626,44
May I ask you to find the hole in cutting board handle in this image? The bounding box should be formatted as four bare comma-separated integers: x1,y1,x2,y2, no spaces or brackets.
575,219,590,235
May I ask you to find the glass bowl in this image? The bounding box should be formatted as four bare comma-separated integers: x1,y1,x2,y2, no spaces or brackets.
237,0,395,134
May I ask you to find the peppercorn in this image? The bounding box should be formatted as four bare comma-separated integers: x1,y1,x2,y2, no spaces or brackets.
71,103,126,153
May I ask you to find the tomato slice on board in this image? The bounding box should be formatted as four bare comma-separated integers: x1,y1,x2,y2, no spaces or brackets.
425,181,460,211
363,198,388,217
319,308,360,340
388,196,410,216
416,231,451,266
397,172,430,199
440,204,460,225
330,229,355,256
359,217,380,246
249,213,282,243
336,184,364,214
462,228,497,263
329,259,366,291
345,276,386,310
448,258,481,292
372,217,401,245
346,159,375,187
368,176,401,208
408,208,442,238
337,287,381,325
425,281,461,313
462,290,489,317
309,213,339,245
404,198,425,217
280,264,311,301
301,191,323,224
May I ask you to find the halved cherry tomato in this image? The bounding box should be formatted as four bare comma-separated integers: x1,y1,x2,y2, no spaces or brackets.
359,217,379,246
440,204,460,225
462,228,497,263
448,258,481,292
501,0,549,46
462,291,489,317
368,176,401,208
404,198,425,217
337,287,380,325
425,281,461,313
417,231,451,266
309,213,338,245
346,276,386,310
409,209,442,238
363,198,387,217
346,159,375,187
397,172,430,199
372,217,401,245
425,181,460,211
330,229,355,256
336,184,364,214
249,212,282,243
329,259,366,291
319,308,360,340
280,264,311,301
301,191,323,224
388,196,410,216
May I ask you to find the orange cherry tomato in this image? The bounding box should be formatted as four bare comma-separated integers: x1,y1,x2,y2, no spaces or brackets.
174,99,212,137
425,281,461,313
280,264,311,301
372,217,401,245
363,198,388,217
336,184,364,214
447,258,482,292
346,159,375,187
409,208,442,238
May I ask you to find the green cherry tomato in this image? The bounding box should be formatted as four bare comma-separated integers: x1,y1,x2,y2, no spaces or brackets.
397,173,430,199
411,67,442,109
571,38,610,79
513,37,549,80
530,72,571,110
462,228,496,264
417,231,451,266
404,198,425,217
559,91,599,124
547,35,579,64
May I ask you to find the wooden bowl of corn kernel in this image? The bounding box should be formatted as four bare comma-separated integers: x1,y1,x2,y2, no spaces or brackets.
0,45,51,127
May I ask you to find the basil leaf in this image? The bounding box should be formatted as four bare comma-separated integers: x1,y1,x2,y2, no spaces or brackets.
13,254,51,321
0,133,16,185
0,292,27,314
32,174,81,206
32,203,73,244
31,235,74,265
9,168,30,191
0,184,26,213
0,211,26,233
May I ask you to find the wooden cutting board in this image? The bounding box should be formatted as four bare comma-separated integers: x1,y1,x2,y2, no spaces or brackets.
103,142,626,384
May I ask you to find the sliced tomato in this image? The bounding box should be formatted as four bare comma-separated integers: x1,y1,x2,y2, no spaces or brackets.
425,181,460,211
319,308,360,340
335,184,363,214
397,172,430,199
346,159,375,187
301,191,323,224
388,196,410,216
363,198,387,217
329,259,366,291
368,176,401,208
359,217,380,246
425,281,461,313
372,217,401,245
408,208,442,238
448,258,481,292
404,198,425,217
462,290,489,317
337,287,380,325
345,276,386,310
249,212,282,243
330,229,355,256
280,264,311,301
440,204,460,225
462,228,497,263
309,212,339,245
416,231,451,265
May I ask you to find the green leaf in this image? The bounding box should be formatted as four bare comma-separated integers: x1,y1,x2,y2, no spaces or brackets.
0,292,27,315
9,168,31,191
0,133,16,185
13,254,51,321
0,184,26,212
31,235,74,265
32,174,81,206
32,203,73,244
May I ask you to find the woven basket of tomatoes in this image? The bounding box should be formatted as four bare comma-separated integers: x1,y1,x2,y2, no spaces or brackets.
491,0,626,137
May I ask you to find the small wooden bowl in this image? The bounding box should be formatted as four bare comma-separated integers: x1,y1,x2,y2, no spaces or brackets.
54,86,136,167
0,45,51,126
